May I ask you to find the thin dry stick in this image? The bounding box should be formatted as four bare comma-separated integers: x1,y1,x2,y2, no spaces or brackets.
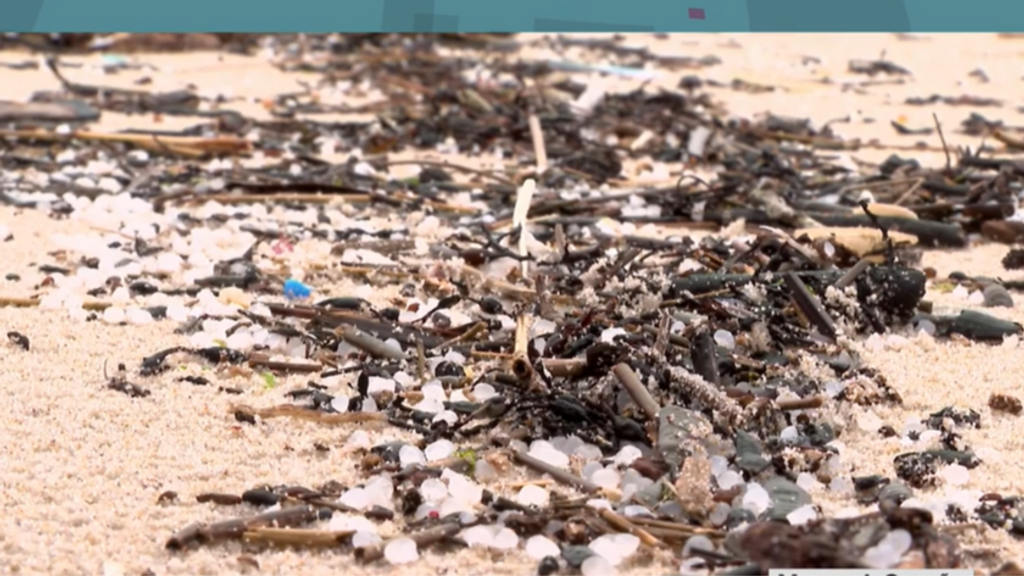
232,403,387,425
932,112,951,171
783,271,838,341
528,113,548,175
166,505,321,550
415,338,427,382
334,324,409,360
776,395,824,411
612,363,660,421
512,312,534,380
435,321,487,351
593,507,664,548
511,449,600,493
0,128,251,157
382,159,516,187
248,353,322,373
459,265,537,302
185,193,371,206
834,258,872,290
513,179,537,279
242,528,354,548
653,313,671,357
0,296,111,310
892,177,925,206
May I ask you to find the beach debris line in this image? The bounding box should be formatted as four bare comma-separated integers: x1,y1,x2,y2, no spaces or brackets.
0,32,1022,574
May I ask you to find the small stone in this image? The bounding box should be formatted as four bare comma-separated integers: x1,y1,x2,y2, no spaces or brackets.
763,477,813,521
679,557,707,575
682,535,714,556
367,376,396,395
339,488,369,510
518,484,550,507
573,443,603,462
413,503,439,520
383,537,419,564
708,503,730,526
424,439,455,461
474,459,498,482
741,483,770,516
460,524,496,547
862,529,912,569
735,430,771,474
331,395,350,413
491,527,519,550
561,545,596,568
713,329,735,349
472,383,497,401
786,503,818,525
124,307,153,325
525,535,560,560
420,478,448,503
588,533,639,567
352,530,381,548
829,476,855,496
529,440,570,469
581,555,616,576
716,469,743,490
345,430,370,449
613,445,642,467
101,306,126,325
796,472,822,493
398,445,426,467
824,380,846,398
983,283,1014,308
589,467,621,489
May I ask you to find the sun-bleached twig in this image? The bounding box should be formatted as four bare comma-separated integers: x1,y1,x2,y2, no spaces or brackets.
512,178,537,279
528,113,548,175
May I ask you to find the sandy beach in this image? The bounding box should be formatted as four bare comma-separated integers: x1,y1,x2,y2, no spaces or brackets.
1,33,1024,575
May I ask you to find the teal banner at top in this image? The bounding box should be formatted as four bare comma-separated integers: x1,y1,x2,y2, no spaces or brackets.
0,0,1021,33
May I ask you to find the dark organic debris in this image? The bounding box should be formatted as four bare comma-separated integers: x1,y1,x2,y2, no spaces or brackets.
848,59,911,76
6,330,29,350
989,393,1023,416
105,362,150,398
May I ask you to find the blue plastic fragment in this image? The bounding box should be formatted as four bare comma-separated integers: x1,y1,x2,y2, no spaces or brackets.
283,278,311,300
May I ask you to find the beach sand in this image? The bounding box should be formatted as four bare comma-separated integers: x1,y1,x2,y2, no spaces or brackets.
1,33,1024,575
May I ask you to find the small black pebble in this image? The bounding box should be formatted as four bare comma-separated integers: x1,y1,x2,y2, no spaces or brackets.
4,273,19,281
241,489,280,507
434,360,465,378
365,505,395,521
129,280,160,296
478,296,504,315
537,555,560,576
234,410,256,424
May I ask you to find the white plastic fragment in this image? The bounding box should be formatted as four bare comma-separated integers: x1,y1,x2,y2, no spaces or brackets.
383,537,419,564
